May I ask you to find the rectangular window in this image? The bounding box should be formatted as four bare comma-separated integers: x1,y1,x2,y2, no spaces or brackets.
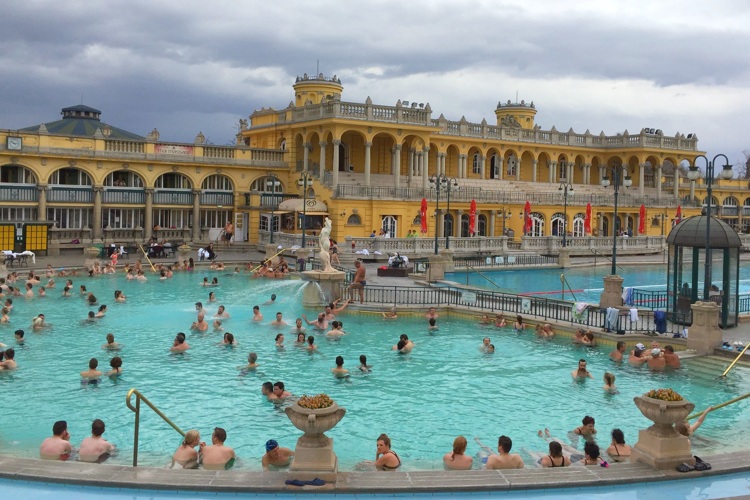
102,209,143,229
46,208,92,229
155,209,192,229
201,209,232,229
0,207,38,221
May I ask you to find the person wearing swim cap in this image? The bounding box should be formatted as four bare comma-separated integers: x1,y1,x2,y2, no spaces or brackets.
261,439,294,470
647,348,666,371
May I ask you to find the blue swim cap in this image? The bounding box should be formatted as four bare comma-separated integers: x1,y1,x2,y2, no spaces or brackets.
265,439,278,451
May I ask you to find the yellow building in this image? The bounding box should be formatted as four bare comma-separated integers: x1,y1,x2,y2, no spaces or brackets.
2,78,748,256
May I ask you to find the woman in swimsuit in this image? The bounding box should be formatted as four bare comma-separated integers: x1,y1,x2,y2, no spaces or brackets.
581,441,608,467
443,436,473,470
539,441,571,467
513,315,526,331
606,429,631,462
172,430,204,469
375,433,401,471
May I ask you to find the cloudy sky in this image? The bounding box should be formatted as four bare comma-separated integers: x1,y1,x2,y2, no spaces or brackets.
1,0,749,165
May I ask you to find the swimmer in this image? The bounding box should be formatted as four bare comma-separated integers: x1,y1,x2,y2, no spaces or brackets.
252,305,263,322
80,285,88,296
84,311,97,323
171,332,189,352
208,291,216,303
14,329,24,345
222,332,237,346
195,302,208,315
425,307,439,320
191,313,209,332
628,344,649,366
262,294,277,306
306,335,318,351
201,277,210,286
102,333,121,350
38,286,46,297
302,313,327,330
172,430,204,469
382,306,398,320
0,348,17,370
214,305,230,319
603,372,617,393
200,428,235,470
262,439,294,470
536,429,583,462
80,358,103,381
663,345,681,369
46,278,55,288
571,359,593,379
114,290,126,302
486,344,495,353
61,286,71,297
479,314,492,325
494,314,506,327
292,318,306,334
647,348,666,371
609,341,626,362
513,315,526,331
213,320,224,331
484,436,524,470
270,312,288,327
295,332,306,344
443,436,473,470
39,421,73,461
136,270,147,282
272,381,292,399
581,442,608,467
326,320,346,337
106,356,123,377
242,352,259,371
32,313,48,330
571,415,597,442
427,317,439,331
275,333,285,348
24,282,34,298
539,441,571,468
261,381,279,401
606,429,631,463
331,355,349,378
358,354,372,373
211,277,219,286
0,307,9,323
95,304,107,318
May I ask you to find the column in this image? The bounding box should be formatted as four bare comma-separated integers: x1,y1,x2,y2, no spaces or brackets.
192,189,201,241
37,184,48,221
144,188,154,241
455,209,464,237
393,144,401,188
549,161,556,184
438,210,444,238
460,154,467,178
515,158,521,181
639,163,646,196
332,139,341,188
497,156,504,180
568,162,573,184
480,155,486,179
674,169,680,200
689,180,695,203
439,153,445,176
655,164,662,200
364,141,371,187
93,186,103,241
319,141,327,182
422,146,430,190
585,163,592,185
532,160,538,183
407,148,414,185
303,142,311,172
490,210,497,237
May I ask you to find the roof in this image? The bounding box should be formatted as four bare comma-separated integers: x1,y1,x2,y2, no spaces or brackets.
278,199,328,212
19,105,145,141
666,215,742,248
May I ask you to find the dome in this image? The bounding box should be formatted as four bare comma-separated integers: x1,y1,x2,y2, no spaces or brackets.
666,215,741,248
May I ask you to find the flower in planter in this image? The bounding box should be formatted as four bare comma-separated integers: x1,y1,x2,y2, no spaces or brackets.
645,388,683,401
297,394,334,409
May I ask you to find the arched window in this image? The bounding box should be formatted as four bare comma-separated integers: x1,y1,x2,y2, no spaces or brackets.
472,153,481,174
573,214,585,237
347,214,362,225
104,170,143,188
551,212,566,237
0,164,36,184
507,155,517,176
49,168,92,186
251,176,284,193
202,174,234,191
477,214,487,236
528,212,544,237
444,213,454,239
489,154,499,179
460,213,470,237
155,173,191,189
381,215,397,237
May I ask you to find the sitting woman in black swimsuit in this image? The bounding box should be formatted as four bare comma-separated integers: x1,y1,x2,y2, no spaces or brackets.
374,433,401,471
539,441,571,467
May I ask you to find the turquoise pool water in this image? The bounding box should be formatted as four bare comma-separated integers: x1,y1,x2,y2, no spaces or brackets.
0,270,748,471
446,264,750,303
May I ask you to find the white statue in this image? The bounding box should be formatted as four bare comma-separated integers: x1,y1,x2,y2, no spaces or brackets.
319,217,334,272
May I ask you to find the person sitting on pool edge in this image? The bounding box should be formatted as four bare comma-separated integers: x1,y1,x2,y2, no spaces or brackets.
172,429,204,469
443,436,473,470
484,435,524,469
79,418,116,463
39,420,72,461
262,439,294,470
201,427,235,470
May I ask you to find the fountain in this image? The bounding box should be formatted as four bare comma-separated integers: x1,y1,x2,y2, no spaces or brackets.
299,217,346,306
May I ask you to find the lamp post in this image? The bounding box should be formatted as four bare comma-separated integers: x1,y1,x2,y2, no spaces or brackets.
558,181,574,247
499,208,512,237
687,154,734,299
297,172,313,249
601,165,632,275
429,174,458,254
266,172,281,244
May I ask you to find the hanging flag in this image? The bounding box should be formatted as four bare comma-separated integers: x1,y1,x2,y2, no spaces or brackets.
639,204,646,234
524,200,532,235
675,205,682,225
469,199,477,236
584,203,592,235
420,198,428,234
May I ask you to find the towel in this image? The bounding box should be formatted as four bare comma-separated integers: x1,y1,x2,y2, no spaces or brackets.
622,287,634,306
654,310,667,334
355,249,370,256
606,307,620,331
572,303,589,323
629,308,639,322
575,302,587,314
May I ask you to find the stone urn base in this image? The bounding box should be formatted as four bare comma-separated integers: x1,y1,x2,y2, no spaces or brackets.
299,270,345,307
285,401,346,473
631,394,695,470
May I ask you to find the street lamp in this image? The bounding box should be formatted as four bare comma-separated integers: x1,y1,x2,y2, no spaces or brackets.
266,172,281,244
601,165,632,275
498,208,512,237
687,154,734,299
558,181,574,247
297,172,313,249
429,174,458,254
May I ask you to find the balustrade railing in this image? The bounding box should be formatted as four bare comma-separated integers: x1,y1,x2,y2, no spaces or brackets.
200,191,234,206
48,187,94,203
102,188,145,204
0,184,37,202
153,189,193,205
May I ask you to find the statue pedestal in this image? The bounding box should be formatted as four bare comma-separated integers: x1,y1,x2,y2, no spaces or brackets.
300,270,346,307
558,249,571,268
285,401,346,476
631,395,696,470
599,275,624,308
687,301,722,355
426,251,453,282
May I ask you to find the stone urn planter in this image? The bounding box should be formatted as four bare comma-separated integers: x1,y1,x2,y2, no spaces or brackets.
631,390,696,469
284,396,346,472
177,243,191,260
84,246,101,258
633,394,695,437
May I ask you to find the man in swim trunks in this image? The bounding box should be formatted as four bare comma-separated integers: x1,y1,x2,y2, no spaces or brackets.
571,359,593,379
663,345,681,368
223,221,234,247
484,435,524,469
171,332,189,352
79,419,116,463
40,420,72,460
201,427,235,469
348,260,366,304
191,313,209,332
609,341,626,362
262,439,294,470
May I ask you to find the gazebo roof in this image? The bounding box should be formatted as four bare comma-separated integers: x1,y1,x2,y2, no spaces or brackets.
666,215,741,248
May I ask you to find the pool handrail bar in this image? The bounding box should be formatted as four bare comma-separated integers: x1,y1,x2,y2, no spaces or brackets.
686,391,750,420
560,273,577,302
126,388,185,467
137,244,158,273
466,265,503,290
589,248,626,273
720,343,750,377
251,247,286,273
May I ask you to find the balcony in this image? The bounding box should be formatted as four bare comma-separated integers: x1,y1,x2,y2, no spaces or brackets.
48,186,93,203
153,189,193,205
201,191,234,206
0,184,37,202
102,188,145,204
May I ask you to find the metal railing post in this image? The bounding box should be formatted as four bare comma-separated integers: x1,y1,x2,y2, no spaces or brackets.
133,396,140,467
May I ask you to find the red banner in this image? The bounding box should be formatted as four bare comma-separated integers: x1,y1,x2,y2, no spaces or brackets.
639,204,646,234
524,200,532,234
584,203,592,235
420,198,428,234
469,199,477,236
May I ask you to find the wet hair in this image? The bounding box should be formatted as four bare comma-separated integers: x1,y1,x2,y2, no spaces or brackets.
262,381,273,393
675,422,690,436
92,419,105,436
634,348,643,358
452,436,467,457
616,341,626,350
53,420,68,436
224,333,235,344
4,348,13,360
270,294,276,300
63,286,70,292
307,335,315,345
360,354,367,365
377,433,391,448
114,290,121,298
213,427,227,442
175,332,186,344
582,415,595,426
665,345,675,353
106,333,114,343
331,320,339,329
429,318,437,326
253,305,260,311
335,355,344,367
183,430,200,446
87,294,97,305
516,315,523,324
604,372,615,386
15,329,24,339
248,352,257,363
110,356,122,369
88,311,96,319
548,440,563,458
297,333,305,342
400,334,409,341
396,340,406,350
89,358,99,369
195,302,203,308
98,304,107,312
611,428,625,444
584,441,601,460
498,435,513,453
275,333,283,342
273,381,285,391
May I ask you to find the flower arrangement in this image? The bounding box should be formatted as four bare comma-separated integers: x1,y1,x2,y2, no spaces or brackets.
297,394,334,409
645,388,683,401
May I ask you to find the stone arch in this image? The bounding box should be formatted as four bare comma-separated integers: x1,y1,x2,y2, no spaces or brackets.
48,166,93,185
201,173,234,191
104,169,144,188
154,172,192,189
519,151,535,182
250,175,284,193
445,144,461,177
467,146,483,179
0,163,37,184
486,147,502,180
400,134,425,177
503,148,521,180
339,129,367,174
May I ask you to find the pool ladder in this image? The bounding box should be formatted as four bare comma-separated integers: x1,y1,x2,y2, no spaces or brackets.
126,388,185,467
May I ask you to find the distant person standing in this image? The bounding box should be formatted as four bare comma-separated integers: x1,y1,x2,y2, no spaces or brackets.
348,260,366,304
223,220,234,246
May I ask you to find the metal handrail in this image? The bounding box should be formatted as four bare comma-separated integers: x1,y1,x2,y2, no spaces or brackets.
589,248,626,274
126,388,185,467
560,273,577,302
466,265,503,290
720,343,750,377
